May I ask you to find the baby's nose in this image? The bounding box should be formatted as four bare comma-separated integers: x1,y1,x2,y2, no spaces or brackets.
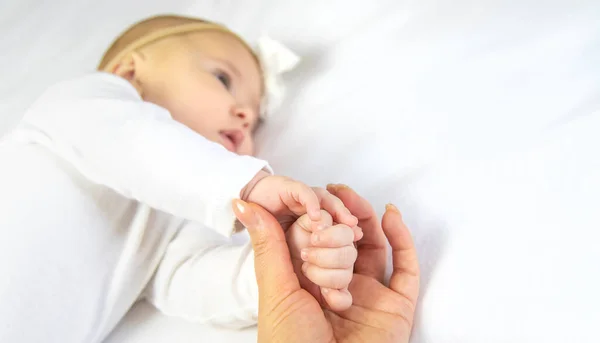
233,106,255,128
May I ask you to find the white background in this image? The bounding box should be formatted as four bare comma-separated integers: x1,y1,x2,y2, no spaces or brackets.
1,1,599,342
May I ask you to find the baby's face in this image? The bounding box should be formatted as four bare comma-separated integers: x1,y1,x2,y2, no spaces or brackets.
131,31,262,155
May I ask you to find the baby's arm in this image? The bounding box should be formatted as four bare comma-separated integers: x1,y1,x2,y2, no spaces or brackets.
17,73,269,236
145,222,259,328
146,213,358,327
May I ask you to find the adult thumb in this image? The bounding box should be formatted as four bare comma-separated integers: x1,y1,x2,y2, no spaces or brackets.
232,199,301,299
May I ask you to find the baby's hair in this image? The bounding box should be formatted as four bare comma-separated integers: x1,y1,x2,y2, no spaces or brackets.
98,15,209,71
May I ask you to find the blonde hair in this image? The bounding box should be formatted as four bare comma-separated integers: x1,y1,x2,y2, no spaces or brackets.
97,15,259,72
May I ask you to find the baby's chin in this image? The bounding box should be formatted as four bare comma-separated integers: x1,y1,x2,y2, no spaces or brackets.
206,134,253,156
237,146,254,156
204,134,235,154
217,141,246,156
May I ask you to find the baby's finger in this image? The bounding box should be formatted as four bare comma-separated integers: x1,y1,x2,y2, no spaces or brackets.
301,245,357,269
321,287,352,312
301,262,353,289
288,182,321,221
311,224,355,248
292,210,332,234
312,188,358,228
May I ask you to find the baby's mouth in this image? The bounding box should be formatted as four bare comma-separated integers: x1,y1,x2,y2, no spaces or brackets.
219,130,243,153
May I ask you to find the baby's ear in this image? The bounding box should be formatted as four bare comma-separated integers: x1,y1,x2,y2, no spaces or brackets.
112,52,145,95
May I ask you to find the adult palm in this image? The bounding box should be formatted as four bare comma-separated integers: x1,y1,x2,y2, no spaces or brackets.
233,184,419,343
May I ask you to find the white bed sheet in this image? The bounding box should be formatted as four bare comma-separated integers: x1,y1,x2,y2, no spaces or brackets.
1,1,599,342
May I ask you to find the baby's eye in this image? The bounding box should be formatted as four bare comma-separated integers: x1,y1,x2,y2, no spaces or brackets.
214,70,231,90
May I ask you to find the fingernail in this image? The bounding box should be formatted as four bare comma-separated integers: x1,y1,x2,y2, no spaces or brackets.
235,199,246,214
232,199,260,227
316,223,327,231
301,262,308,274
300,249,308,261
327,183,350,193
311,233,320,244
321,287,330,295
385,203,401,214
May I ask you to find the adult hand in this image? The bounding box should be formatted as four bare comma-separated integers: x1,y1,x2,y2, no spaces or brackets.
232,184,419,343
324,184,420,342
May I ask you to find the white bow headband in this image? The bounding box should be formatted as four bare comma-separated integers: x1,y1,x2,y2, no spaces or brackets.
100,21,300,119
255,36,301,118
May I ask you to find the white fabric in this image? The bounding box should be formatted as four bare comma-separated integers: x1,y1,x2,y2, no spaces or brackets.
255,36,301,117
1,1,599,343
13,72,271,237
0,73,270,342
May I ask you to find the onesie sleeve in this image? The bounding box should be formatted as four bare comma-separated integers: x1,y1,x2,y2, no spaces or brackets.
15,73,272,237
144,222,258,328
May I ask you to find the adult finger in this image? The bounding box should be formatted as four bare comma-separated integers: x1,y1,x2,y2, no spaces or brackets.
327,184,387,282
232,199,301,301
382,204,420,313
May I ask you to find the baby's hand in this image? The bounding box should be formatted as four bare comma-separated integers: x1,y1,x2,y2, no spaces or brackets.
242,171,360,233
286,210,358,311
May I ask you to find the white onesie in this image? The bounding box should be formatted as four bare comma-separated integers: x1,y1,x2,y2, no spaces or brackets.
0,72,271,343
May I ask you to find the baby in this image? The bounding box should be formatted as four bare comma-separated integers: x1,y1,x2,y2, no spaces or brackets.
0,15,361,342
